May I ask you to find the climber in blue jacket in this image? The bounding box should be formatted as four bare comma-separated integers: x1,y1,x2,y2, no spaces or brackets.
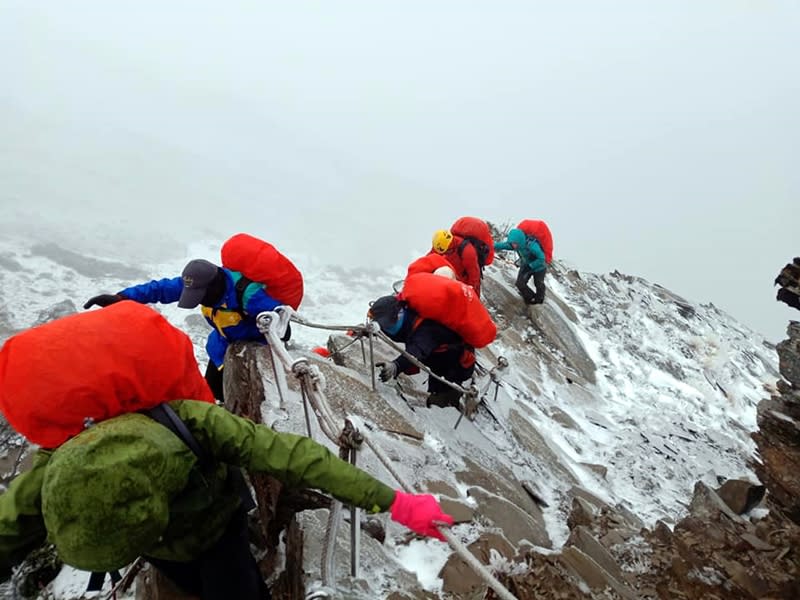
83,259,282,399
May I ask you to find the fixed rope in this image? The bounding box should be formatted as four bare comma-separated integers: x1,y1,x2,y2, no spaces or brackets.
256,309,518,600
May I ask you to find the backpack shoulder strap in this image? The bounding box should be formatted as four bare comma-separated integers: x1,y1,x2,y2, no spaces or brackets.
144,403,210,465
234,274,254,311
144,403,257,511
458,237,489,269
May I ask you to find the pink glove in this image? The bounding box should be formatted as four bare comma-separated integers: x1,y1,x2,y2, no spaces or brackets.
390,490,454,541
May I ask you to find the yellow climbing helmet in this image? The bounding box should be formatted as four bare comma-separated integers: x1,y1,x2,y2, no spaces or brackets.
431,229,454,254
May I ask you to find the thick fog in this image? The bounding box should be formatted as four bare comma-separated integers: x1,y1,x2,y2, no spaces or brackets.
1,1,798,339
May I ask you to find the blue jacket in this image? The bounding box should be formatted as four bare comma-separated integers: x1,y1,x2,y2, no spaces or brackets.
494,228,546,272
120,269,281,368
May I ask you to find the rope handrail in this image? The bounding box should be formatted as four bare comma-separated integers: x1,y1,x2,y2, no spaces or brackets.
346,416,518,600
371,328,474,396
256,309,518,600
279,307,476,400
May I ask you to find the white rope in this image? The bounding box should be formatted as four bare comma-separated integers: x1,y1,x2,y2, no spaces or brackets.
257,310,518,600
321,499,343,588
345,416,518,600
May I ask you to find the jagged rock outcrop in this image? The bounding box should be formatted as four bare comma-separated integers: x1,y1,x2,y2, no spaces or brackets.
752,321,800,525
489,319,800,599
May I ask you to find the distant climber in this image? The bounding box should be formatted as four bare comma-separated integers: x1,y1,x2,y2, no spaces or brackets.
494,220,553,305
83,234,302,401
368,294,478,409
775,257,800,311
430,229,485,295
0,304,453,600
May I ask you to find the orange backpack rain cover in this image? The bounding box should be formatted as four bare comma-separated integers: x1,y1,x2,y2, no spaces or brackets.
450,216,495,266
517,219,553,264
0,302,214,448
405,254,453,279
400,272,497,348
221,233,304,310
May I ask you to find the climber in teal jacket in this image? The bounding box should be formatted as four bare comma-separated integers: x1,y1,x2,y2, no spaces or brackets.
494,228,548,305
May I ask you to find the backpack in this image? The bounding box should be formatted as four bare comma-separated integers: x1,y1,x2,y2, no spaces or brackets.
221,233,304,310
517,219,553,264
457,236,491,270
399,272,497,348
406,253,453,279
0,302,215,448
450,216,495,266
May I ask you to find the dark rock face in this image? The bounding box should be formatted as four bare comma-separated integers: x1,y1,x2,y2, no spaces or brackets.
715,479,766,515
753,320,800,526
488,316,800,599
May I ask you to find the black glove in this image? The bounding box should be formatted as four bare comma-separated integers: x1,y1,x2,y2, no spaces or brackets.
83,294,123,309
377,362,398,382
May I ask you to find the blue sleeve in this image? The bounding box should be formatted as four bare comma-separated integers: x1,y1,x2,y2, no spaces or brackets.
119,277,183,304
242,284,282,315
494,240,513,252
526,240,546,272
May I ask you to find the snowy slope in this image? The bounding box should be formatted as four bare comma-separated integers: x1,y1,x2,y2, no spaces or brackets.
0,234,778,599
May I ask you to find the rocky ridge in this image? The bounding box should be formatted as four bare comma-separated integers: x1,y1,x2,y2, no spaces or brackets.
0,242,787,599
485,319,800,599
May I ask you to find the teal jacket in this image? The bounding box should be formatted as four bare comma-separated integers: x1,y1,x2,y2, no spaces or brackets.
0,400,396,577
494,228,546,272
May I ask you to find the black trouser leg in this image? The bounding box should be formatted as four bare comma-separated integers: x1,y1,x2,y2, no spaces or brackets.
146,508,270,600
515,265,536,303
532,268,547,303
204,361,224,402
425,351,475,408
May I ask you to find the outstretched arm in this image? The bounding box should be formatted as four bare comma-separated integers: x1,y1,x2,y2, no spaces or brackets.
172,400,395,512
171,400,454,540
118,277,184,305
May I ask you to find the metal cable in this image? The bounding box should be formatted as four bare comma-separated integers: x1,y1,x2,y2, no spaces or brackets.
257,311,518,600
346,417,518,600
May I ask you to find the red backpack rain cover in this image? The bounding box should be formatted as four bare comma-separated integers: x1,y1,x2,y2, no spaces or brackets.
405,254,453,279
517,219,553,264
450,216,495,266
400,272,497,348
221,233,304,310
0,302,214,448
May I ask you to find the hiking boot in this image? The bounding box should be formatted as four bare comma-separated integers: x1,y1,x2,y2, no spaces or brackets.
426,389,462,409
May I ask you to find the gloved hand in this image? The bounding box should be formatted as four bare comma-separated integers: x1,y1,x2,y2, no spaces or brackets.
390,490,454,541
376,361,398,382
83,294,123,309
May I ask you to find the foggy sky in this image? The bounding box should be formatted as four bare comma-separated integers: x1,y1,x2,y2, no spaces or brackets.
1,1,798,340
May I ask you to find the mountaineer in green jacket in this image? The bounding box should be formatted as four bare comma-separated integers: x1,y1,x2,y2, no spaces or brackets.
0,400,453,599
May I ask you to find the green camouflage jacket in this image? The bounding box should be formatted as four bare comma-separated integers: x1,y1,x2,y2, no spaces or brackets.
0,400,395,576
